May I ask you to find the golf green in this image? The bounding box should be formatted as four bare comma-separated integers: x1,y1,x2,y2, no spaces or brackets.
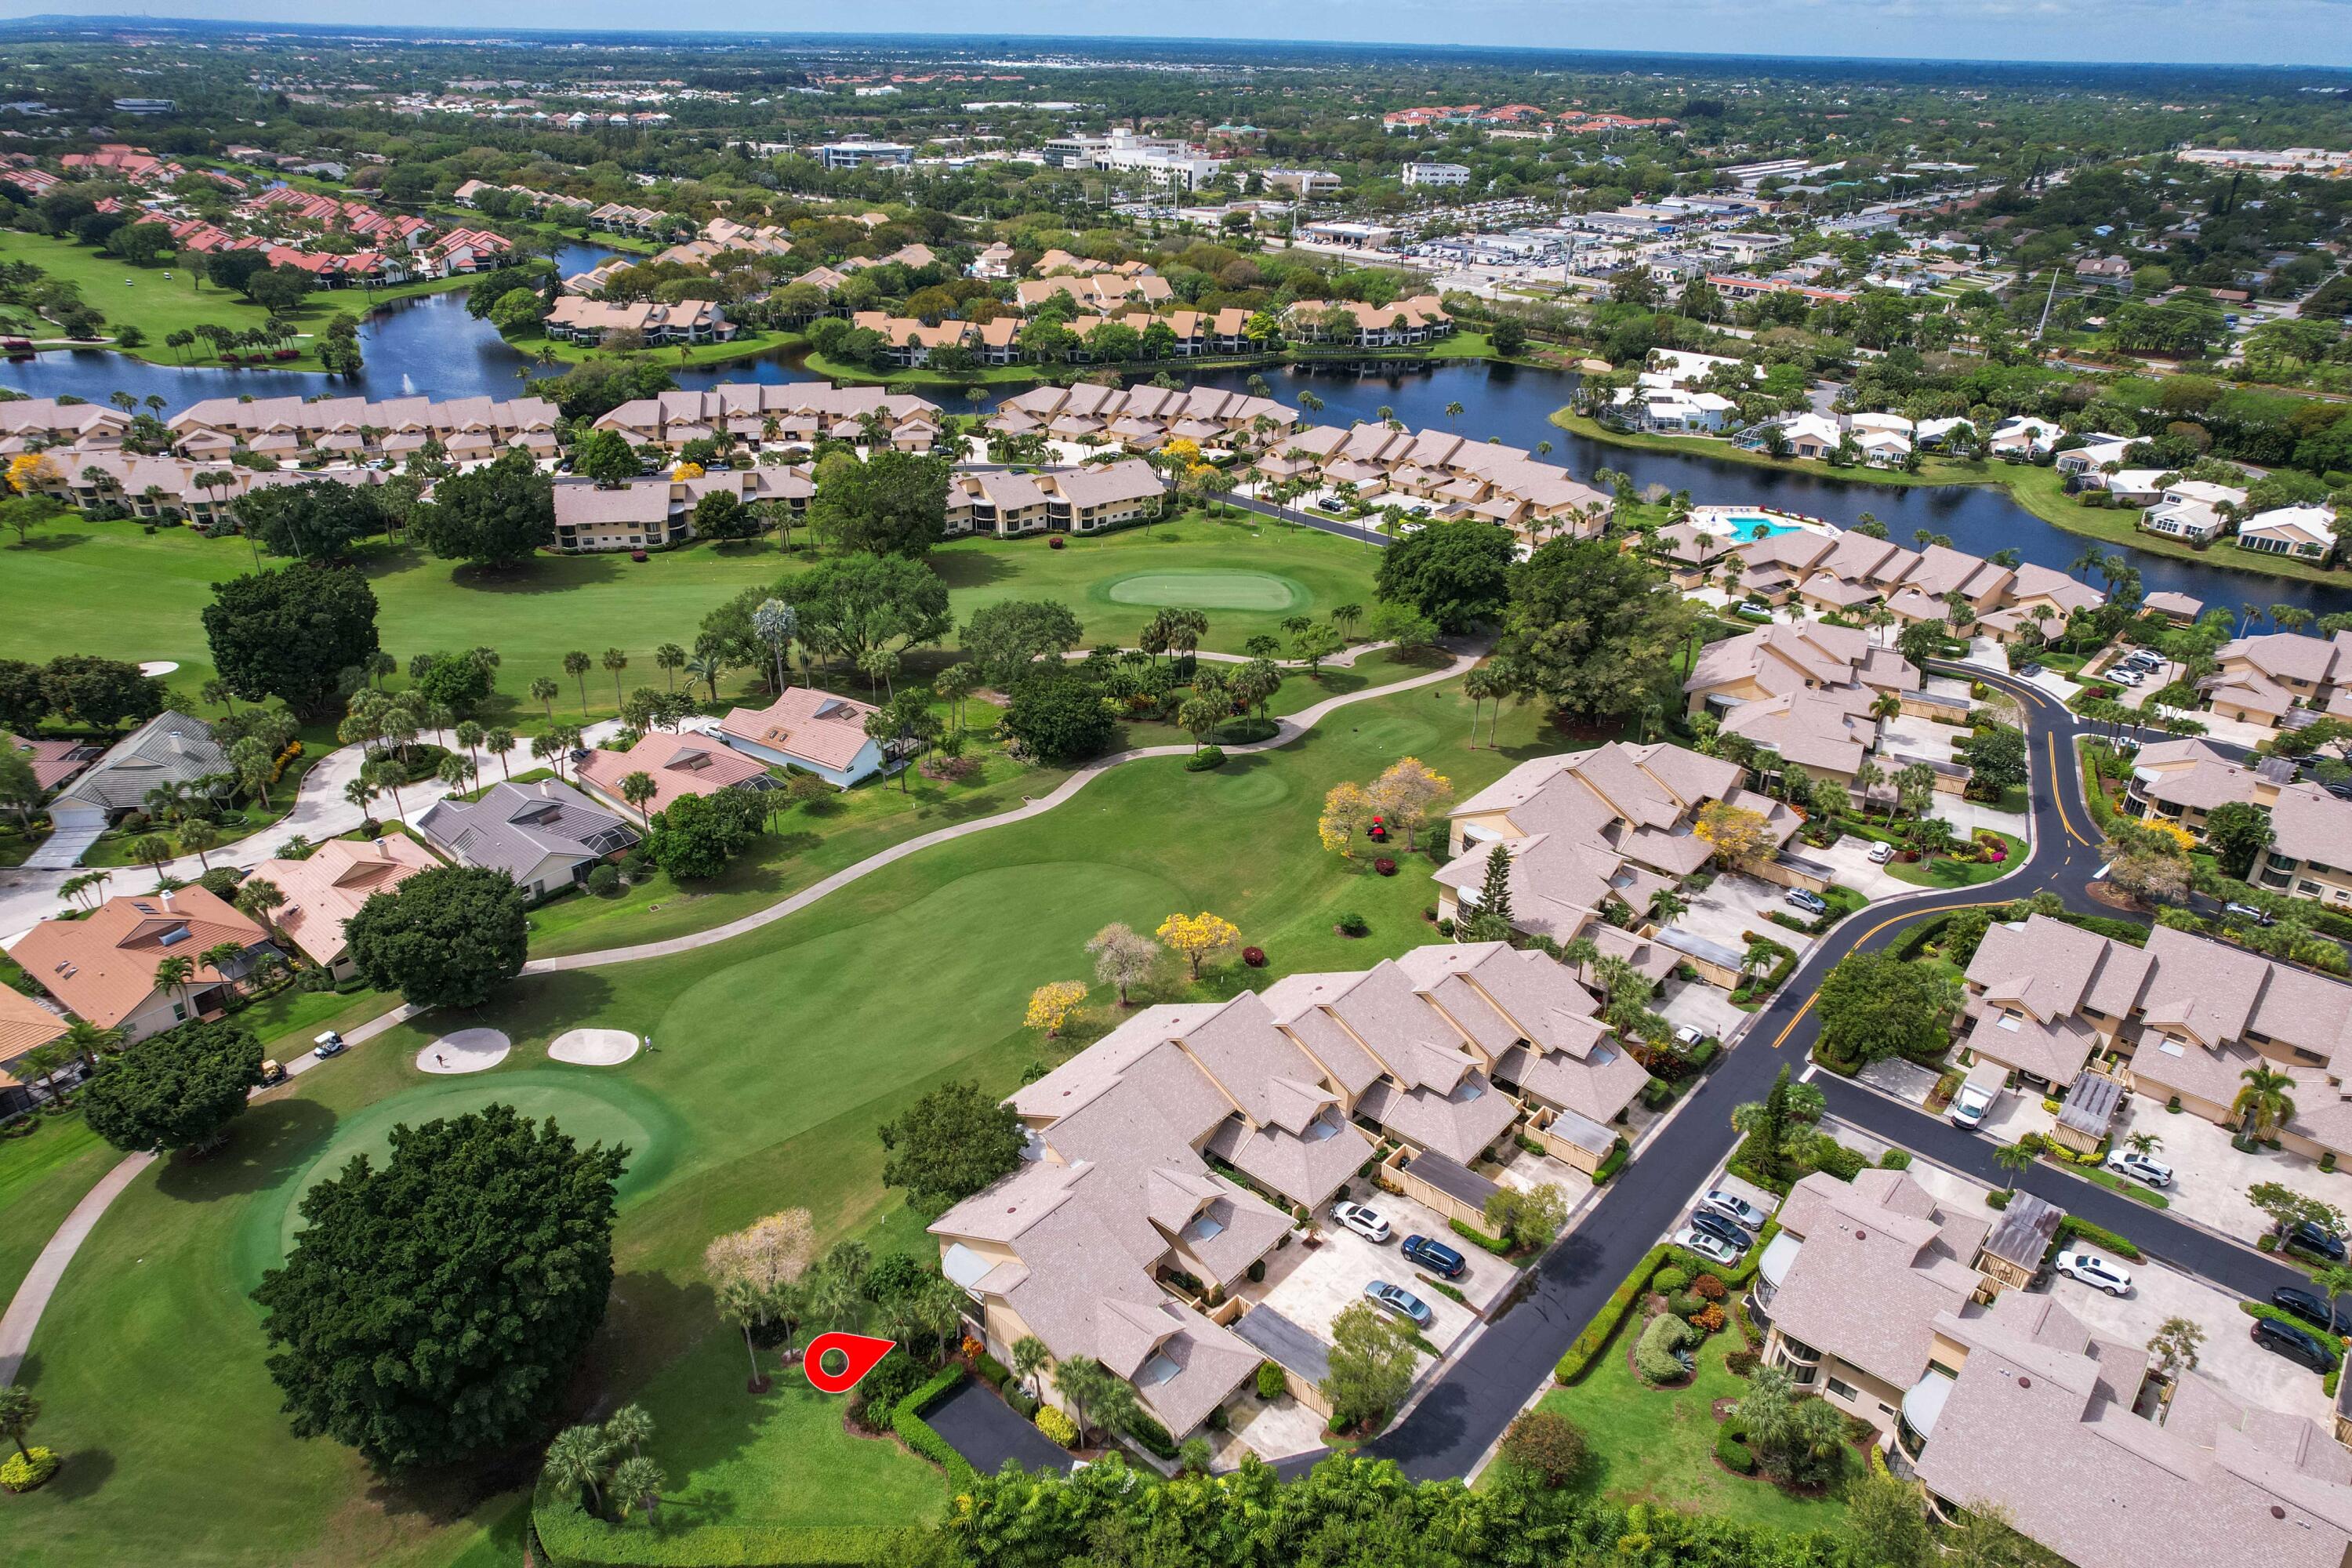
1102,568,1308,612
241,1071,680,1285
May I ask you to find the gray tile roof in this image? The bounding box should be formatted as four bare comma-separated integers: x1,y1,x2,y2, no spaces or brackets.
416,778,637,880
54,710,227,814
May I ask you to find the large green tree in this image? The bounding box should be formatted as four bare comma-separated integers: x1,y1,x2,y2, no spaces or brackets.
37,654,165,731
1492,539,1694,727
201,566,380,720
344,866,529,1009
1000,668,1116,764
646,789,767,880
82,1018,265,1156
253,1104,627,1469
782,552,953,665
414,448,554,568
877,1080,1025,1216
1373,519,1518,633
1814,951,1961,1069
1320,1300,1416,1432
2202,800,2274,880
1957,721,2028,800
960,599,1085,689
809,448,950,557
234,479,388,562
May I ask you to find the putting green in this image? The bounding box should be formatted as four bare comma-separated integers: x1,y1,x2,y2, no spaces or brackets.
240,1071,680,1283
1102,569,1308,612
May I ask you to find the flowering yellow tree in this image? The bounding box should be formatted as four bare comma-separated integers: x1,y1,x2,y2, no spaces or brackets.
1025,980,1090,1037
1157,912,1240,979
1367,757,1454,853
1318,781,1374,856
672,461,706,481
5,453,56,495
1693,801,1773,868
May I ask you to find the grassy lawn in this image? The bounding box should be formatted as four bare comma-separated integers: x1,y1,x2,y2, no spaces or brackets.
1883,829,2027,888
1534,1317,1854,1533
0,511,1382,732
0,230,465,374
0,1112,118,1308
3,668,1557,1567
503,327,805,370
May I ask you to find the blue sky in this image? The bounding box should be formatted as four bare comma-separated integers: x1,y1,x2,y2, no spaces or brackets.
22,1,2352,67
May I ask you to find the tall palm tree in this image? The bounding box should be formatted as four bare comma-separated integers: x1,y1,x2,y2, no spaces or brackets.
486,728,517,781
2234,1065,2296,1143
563,651,593,711
1052,1354,1114,1446
542,1425,612,1515
602,648,630,710
154,954,196,1022
1992,1140,2038,1193
177,817,220,872
620,771,659,825
1011,1334,1051,1400
1461,665,1502,746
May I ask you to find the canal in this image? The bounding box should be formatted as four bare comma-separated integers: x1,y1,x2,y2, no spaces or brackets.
3,295,2344,615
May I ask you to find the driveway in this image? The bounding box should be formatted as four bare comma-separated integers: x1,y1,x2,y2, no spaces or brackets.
2110,1092,2336,1245
923,1378,1074,1475
2045,1265,2332,1425
1659,978,1744,1044
1671,872,1814,963
1244,1193,1497,1356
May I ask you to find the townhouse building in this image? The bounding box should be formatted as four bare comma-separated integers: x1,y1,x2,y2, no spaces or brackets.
551,466,812,553
2139,478,2246,545
2199,630,2352,729
1281,294,1453,348
931,940,1641,1443
1015,272,1177,314
1250,422,1611,543
942,459,1167,538
2122,739,2352,907
544,295,731,346
165,393,560,463
1435,741,1800,987
591,384,941,455
990,382,1298,452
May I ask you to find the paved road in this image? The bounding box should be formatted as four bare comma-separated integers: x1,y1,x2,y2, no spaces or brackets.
1359,661,2116,1479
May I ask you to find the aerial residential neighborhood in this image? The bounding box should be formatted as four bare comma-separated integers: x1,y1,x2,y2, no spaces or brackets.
0,11,2349,1568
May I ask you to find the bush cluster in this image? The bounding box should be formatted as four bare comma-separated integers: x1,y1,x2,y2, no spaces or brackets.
1034,1405,1078,1447
0,1446,58,1493
1633,1312,1696,1385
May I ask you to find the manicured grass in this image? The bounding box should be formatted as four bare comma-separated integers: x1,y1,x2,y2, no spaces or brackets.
2081,1165,2173,1208
502,327,805,369
0,229,466,374
0,1112,117,1309
5,670,1553,1567
1533,1316,1853,1532
0,512,1381,732
1883,829,2028,888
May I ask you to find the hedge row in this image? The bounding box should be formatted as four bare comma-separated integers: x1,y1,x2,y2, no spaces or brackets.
1555,1243,1675,1385
1592,1138,1630,1185
2056,1215,2143,1261
535,1489,920,1568
891,1366,978,1486
1449,1218,1515,1255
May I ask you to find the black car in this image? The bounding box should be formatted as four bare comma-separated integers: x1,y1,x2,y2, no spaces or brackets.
1402,1235,1466,1279
2274,1286,2350,1335
2287,1221,2348,1263
2252,1316,2334,1372
1686,1210,1753,1252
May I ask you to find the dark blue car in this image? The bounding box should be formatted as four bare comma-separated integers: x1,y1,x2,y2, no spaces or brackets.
1401,1234,1465,1279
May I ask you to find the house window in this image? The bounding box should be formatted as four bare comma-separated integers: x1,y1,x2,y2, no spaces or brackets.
1827,1376,1860,1402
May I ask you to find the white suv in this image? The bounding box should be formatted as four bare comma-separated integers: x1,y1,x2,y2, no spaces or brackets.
1332,1200,1392,1243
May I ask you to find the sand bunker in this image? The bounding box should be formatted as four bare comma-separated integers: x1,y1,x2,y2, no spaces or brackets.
417,1028,511,1075
547,1028,641,1067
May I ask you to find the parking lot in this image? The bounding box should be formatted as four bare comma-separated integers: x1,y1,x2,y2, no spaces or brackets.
1668,871,1817,964
2107,1092,2341,1244
2045,1259,2332,1425
1240,1190,1513,1359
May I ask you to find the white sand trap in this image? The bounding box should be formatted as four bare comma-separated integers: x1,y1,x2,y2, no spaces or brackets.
138,660,179,677
417,1028,511,1075
548,1028,641,1067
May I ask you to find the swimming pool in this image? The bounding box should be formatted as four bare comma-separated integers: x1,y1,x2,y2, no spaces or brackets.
1721,515,1802,541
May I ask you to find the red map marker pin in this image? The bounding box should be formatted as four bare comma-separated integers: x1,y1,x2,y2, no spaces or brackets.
803,1331,897,1395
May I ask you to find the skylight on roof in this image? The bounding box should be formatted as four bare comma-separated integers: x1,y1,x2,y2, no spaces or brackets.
1142,1352,1180,1386
1188,1214,1225,1243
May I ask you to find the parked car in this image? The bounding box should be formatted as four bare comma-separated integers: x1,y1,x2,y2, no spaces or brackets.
2271,1286,2351,1335
1867,840,1896,864
1736,604,1776,623
1784,888,1828,916
1701,1189,1770,1232
2252,1315,2334,1371
2055,1250,2132,1296
1671,1024,1705,1049
1402,1235,1466,1279
2108,669,2144,687
1332,1200,1392,1243
2223,902,2277,927
312,1031,347,1059
2103,1149,2174,1188
1686,1210,1754,1251
1671,1226,1742,1266
2287,1221,2348,1263
1363,1279,1433,1329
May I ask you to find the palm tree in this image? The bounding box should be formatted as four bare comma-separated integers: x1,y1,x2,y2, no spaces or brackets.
1650,890,1689,926
61,1018,125,1073
620,770,659,825
154,954,196,1021
655,642,688,692
542,1424,612,1515
530,676,560,716
602,648,630,710
563,651,593,711
1443,400,1465,428
436,753,477,797
2234,1065,2296,1143
612,1456,664,1523
604,1403,654,1458
177,817,220,872
1992,1140,2038,1193
1053,1354,1114,1446
129,833,175,888
1011,1334,1051,1399
684,652,724,703
1462,664,1503,746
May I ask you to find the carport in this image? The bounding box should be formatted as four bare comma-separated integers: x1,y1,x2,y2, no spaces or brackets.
1385,1147,1502,1228
1232,1305,1333,1415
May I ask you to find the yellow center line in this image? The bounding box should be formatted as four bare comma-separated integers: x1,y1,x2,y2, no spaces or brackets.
2047,731,2093,848
1766,897,2013,1051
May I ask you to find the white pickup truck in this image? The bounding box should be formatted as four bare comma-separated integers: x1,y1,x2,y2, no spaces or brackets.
1947,1057,2006,1131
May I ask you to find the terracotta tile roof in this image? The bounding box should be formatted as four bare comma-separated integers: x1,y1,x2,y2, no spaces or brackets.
241,836,439,968
12,887,266,1030
717,688,880,773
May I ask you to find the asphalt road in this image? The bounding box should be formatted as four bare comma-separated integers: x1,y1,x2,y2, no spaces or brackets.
1356,663,2136,1479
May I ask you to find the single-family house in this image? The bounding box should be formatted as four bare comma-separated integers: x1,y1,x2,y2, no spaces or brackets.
717,688,887,788
241,835,441,979
577,730,774,818
415,779,639,902
12,887,274,1043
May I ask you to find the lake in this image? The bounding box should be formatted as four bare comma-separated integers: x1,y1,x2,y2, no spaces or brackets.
4,296,2345,615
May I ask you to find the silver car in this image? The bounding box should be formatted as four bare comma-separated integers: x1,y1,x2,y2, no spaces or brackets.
1701,1189,1770,1232
1363,1279,1432,1328
1671,1226,1741,1266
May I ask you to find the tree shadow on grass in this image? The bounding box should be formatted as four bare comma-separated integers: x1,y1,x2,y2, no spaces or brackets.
12,532,93,552
448,556,623,596
926,550,1016,591
154,1094,336,1203
38,1445,114,1501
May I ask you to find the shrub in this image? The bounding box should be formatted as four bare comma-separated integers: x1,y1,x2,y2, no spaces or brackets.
1556,1242,1675,1384
1986,1189,2013,1210
2057,1215,2143,1261
1653,1265,1690,1294
1435,916,1455,936
585,863,622,897
1668,1290,1705,1318
1007,1387,1040,1418
0,1446,58,1493
1257,1361,1287,1400
976,1355,1011,1391
1812,1142,1867,1181
1120,1407,1178,1459
1634,1312,1696,1384
1034,1405,1079,1447
1726,1348,1760,1377
1185,745,1227,772
1692,1304,1727,1334
1242,946,1268,967
1715,1428,1757,1475
1048,535,1066,549
1335,911,1370,937
1374,856,1398,876
1499,1410,1590,1487
1878,1149,1912,1170
1247,1258,1266,1283
197,866,242,899
1691,1272,1726,1301
1592,1139,1629,1184
1448,1217,1514,1255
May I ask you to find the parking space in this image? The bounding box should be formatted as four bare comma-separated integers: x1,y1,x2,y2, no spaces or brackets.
1974,1086,2057,1148
1671,872,1817,962
2108,1092,2337,1244
1218,1388,1327,1465
1878,712,1965,767
1810,837,1915,900
1858,1057,1944,1107
2045,1262,2333,1425
1659,977,1745,1043
1487,1138,1598,1206
1240,1191,1508,1356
